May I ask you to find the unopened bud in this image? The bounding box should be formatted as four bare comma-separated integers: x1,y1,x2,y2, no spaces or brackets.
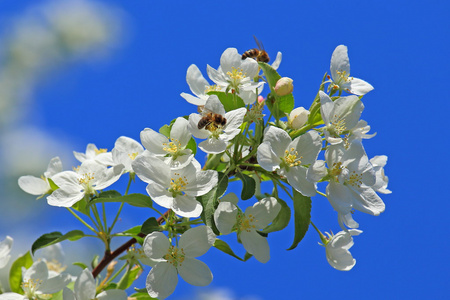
257,95,265,104
274,77,293,96
289,107,310,129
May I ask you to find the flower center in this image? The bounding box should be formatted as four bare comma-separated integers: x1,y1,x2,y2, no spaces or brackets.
164,245,186,268
346,170,363,188
169,173,188,196
46,259,67,274
95,148,108,155
78,172,96,195
329,162,343,181
163,139,182,155
204,84,221,93
226,67,246,89
22,278,42,298
237,213,257,232
330,115,347,135
128,152,139,160
283,147,302,168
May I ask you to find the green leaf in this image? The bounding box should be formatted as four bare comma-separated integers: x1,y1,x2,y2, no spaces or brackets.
207,91,245,112
278,93,295,113
90,193,153,209
9,251,33,293
199,172,228,235
117,266,142,290
121,226,142,236
185,137,197,155
47,177,59,191
72,198,89,216
32,230,85,255
91,255,100,269
159,124,171,137
261,197,291,234
130,292,158,300
141,217,160,235
287,190,311,250
73,262,88,270
235,172,255,200
214,239,246,261
97,190,122,199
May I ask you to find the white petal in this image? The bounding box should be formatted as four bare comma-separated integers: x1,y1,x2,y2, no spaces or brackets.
333,95,364,131
0,236,13,268
246,197,281,229
257,142,282,172
179,226,215,258
140,128,169,156
325,231,356,271
326,182,353,215
240,230,270,263
271,51,282,70
18,176,49,196
293,130,322,165
45,157,63,177
47,184,83,207
146,263,178,300
143,232,170,260
351,187,385,216
204,95,226,115
0,293,27,299
63,288,76,300
206,64,228,87
186,64,209,98
219,48,241,74
199,138,227,154
132,152,170,186
240,56,259,78
319,91,333,125
180,92,206,106
286,166,317,197
112,136,144,170
24,260,48,286
214,202,238,235
170,117,192,147
178,257,213,286
39,273,71,294
262,126,291,158
330,45,350,82
307,160,327,183
94,164,124,190
223,108,247,135
73,269,96,300
184,169,218,197
172,195,203,218
349,77,374,95
188,113,211,139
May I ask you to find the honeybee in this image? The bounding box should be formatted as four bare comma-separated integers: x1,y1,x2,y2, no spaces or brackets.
197,112,227,131
242,36,270,63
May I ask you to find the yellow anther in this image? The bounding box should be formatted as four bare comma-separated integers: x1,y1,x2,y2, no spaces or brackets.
205,84,221,93
95,148,108,155
128,152,139,160
284,148,302,167
163,139,182,154
331,116,347,135
170,173,188,192
347,171,363,188
238,213,257,232
330,162,343,178
226,67,246,80
78,173,94,185
164,245,186,267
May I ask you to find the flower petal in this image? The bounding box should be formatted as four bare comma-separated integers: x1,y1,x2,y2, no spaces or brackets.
140,128,169,156
240,230,270,263
349,77,374,95
179,226,215,257
185,64,209,98
143,232,170,260
245,197,281,229
286,166,317,197
73,269,96,300
146,263,178,300
330,45,350,82
178,257,213,286
214,202,238,235
18,176,49,196
172,195,203,218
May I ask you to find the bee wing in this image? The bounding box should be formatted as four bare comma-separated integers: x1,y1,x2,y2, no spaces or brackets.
253,35,265,51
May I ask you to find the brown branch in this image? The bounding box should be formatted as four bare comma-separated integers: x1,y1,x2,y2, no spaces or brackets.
92,210,171,278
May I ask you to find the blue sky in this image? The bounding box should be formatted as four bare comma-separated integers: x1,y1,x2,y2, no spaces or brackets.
0,0,448,299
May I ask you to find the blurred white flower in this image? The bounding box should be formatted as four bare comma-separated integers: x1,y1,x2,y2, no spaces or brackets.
322,229,362,271
0,236,13,269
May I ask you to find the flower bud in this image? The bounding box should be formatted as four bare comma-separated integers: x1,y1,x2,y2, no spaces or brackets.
257,95,265,104
289,107,310,129
274,77,293,96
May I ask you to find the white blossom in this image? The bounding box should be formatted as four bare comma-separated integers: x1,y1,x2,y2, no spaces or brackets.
140,117,194,169
214,197,281,263
207,48,263,104
132,153,217,218
0,260,71,300
73,143,113,166
111,136,144,173
18,156,62,198
328,45,373,96
257,126,322,197
47,160,123,207
180,64,224,106
143,226,216,300
63,269,127,300
323,229,362,271
188,95,246,154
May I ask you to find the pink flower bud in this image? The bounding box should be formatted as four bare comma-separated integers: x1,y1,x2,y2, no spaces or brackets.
274,77,293,96
257,95,265,104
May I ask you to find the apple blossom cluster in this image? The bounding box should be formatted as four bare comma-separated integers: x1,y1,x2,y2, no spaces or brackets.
3,44,390,299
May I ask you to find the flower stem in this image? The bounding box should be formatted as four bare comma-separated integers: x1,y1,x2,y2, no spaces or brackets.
66,207,97,234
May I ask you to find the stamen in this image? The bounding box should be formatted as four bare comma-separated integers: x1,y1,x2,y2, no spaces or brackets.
164,245,186,267
238,213,257,232
95,148,108,155
347,171,363,188
205,84,221,93
128,152,139,160
163,139,182,155
284,148,302,167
